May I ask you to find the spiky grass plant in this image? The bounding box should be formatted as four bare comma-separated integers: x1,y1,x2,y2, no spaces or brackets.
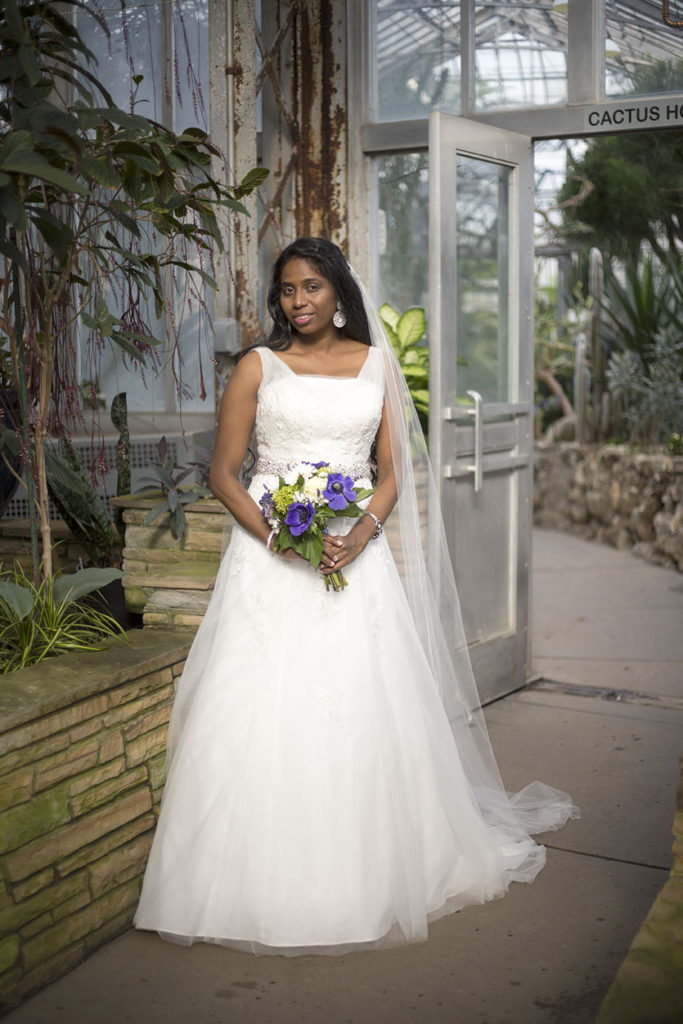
0,563,127,673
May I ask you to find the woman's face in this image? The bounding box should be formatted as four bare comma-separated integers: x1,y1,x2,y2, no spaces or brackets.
278,258,338,338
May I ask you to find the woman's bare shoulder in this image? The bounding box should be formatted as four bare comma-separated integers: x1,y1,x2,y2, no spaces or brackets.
225,348,264,395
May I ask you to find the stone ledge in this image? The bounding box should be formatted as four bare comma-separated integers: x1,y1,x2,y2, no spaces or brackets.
111,493,226,515
0,633,189,1010
0,630,194,736
596,756,683,1023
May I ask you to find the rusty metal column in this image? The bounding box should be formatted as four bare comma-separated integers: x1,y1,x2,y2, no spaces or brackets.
209,0,236,324
295,0,348,247
231,0,261,346
258,0,299,274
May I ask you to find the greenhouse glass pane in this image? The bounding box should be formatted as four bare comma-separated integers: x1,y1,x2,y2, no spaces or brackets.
374,2,570,119
376,154,430,316
455,156,511,403
375,2,462,120
605,0,683,98
474,1,567,110
77,2,162,118
174,0,211,132
75,1,213,414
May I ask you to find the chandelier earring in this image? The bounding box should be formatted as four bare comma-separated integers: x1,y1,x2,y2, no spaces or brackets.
333,303,347,329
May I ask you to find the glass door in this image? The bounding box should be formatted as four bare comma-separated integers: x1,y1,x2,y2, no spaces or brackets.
429,112,534,703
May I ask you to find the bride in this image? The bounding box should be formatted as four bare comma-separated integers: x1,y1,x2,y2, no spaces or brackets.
133,237,578,955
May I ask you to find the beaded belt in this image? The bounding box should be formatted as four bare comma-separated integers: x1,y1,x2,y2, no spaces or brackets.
255,457,371,479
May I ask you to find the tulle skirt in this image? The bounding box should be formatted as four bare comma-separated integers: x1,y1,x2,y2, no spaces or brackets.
134,510,571,955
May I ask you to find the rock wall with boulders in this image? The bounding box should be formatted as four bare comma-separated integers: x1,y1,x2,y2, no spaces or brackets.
534,443,683,571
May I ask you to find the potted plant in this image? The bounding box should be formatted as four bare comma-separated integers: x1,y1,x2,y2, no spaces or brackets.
0,0,266,585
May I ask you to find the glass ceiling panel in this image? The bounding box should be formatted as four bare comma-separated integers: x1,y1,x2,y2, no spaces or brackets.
374,2,683,122
605,0,683,97
375,2,463,120
474,3,567,111
374,1,570,120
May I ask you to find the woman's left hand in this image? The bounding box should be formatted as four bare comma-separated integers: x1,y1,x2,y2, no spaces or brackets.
320,521,373,574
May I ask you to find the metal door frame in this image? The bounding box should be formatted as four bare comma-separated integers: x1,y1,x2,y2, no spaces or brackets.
429,112,534,701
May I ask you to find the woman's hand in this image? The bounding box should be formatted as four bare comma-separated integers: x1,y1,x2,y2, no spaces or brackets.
276,547,303,562
320,518,375,575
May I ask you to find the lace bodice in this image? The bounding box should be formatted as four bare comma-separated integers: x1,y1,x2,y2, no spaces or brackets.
253,346,385,473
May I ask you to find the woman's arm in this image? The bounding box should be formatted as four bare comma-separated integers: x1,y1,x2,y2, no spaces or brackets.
320,401,398,574
209,352,273,547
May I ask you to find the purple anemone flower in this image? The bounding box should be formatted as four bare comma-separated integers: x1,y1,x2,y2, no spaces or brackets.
323,473,357,511
259,489,274,518
285,500,315,536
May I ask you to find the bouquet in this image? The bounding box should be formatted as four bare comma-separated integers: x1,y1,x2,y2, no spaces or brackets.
259,461,374,591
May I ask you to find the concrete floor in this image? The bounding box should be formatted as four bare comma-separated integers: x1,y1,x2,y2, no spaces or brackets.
4,529,682,1024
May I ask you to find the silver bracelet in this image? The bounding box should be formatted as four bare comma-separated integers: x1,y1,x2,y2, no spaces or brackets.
266,529,276,551
363,511,383,539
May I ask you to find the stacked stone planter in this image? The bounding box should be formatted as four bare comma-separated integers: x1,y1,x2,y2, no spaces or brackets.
534,443,683,571
111,495,233,628
0,629,194,1011
0,519,121,574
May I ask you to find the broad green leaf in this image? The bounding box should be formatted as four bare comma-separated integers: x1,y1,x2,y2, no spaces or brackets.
0,581,34,620
0,233,29,274
219,196,248,215
397,307,426,347
128,331,162,348
237,167,270,195
142,503,170,527
0,155,89,195
17,44,41,85
2,0,28,44
379,318,399,351
0,188,27,229
109,201,141,237
401,364,429,385
170,259,217,290
53,568,124,606
114,147,161,176
275,530,296,553
109,331,148,363
0,130,34,162
379,302,400,332
91,107,151,133
354,487,375,502
301,531,323,568
82,154,120,188
30,211,74,263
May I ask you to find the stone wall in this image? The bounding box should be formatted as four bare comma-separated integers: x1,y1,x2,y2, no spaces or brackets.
0,629,194,1011
111,495,232,628
534,443,683,571
0,519,121,574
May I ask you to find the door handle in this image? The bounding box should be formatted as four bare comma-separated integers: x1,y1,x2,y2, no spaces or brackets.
466,390,483,492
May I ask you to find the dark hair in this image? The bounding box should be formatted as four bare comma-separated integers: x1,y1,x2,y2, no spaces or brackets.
263,237,372,350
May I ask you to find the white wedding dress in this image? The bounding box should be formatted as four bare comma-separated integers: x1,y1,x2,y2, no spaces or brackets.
134,346,576,955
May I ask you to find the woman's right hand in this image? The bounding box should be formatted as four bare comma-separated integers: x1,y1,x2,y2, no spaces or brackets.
274,547,302,561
